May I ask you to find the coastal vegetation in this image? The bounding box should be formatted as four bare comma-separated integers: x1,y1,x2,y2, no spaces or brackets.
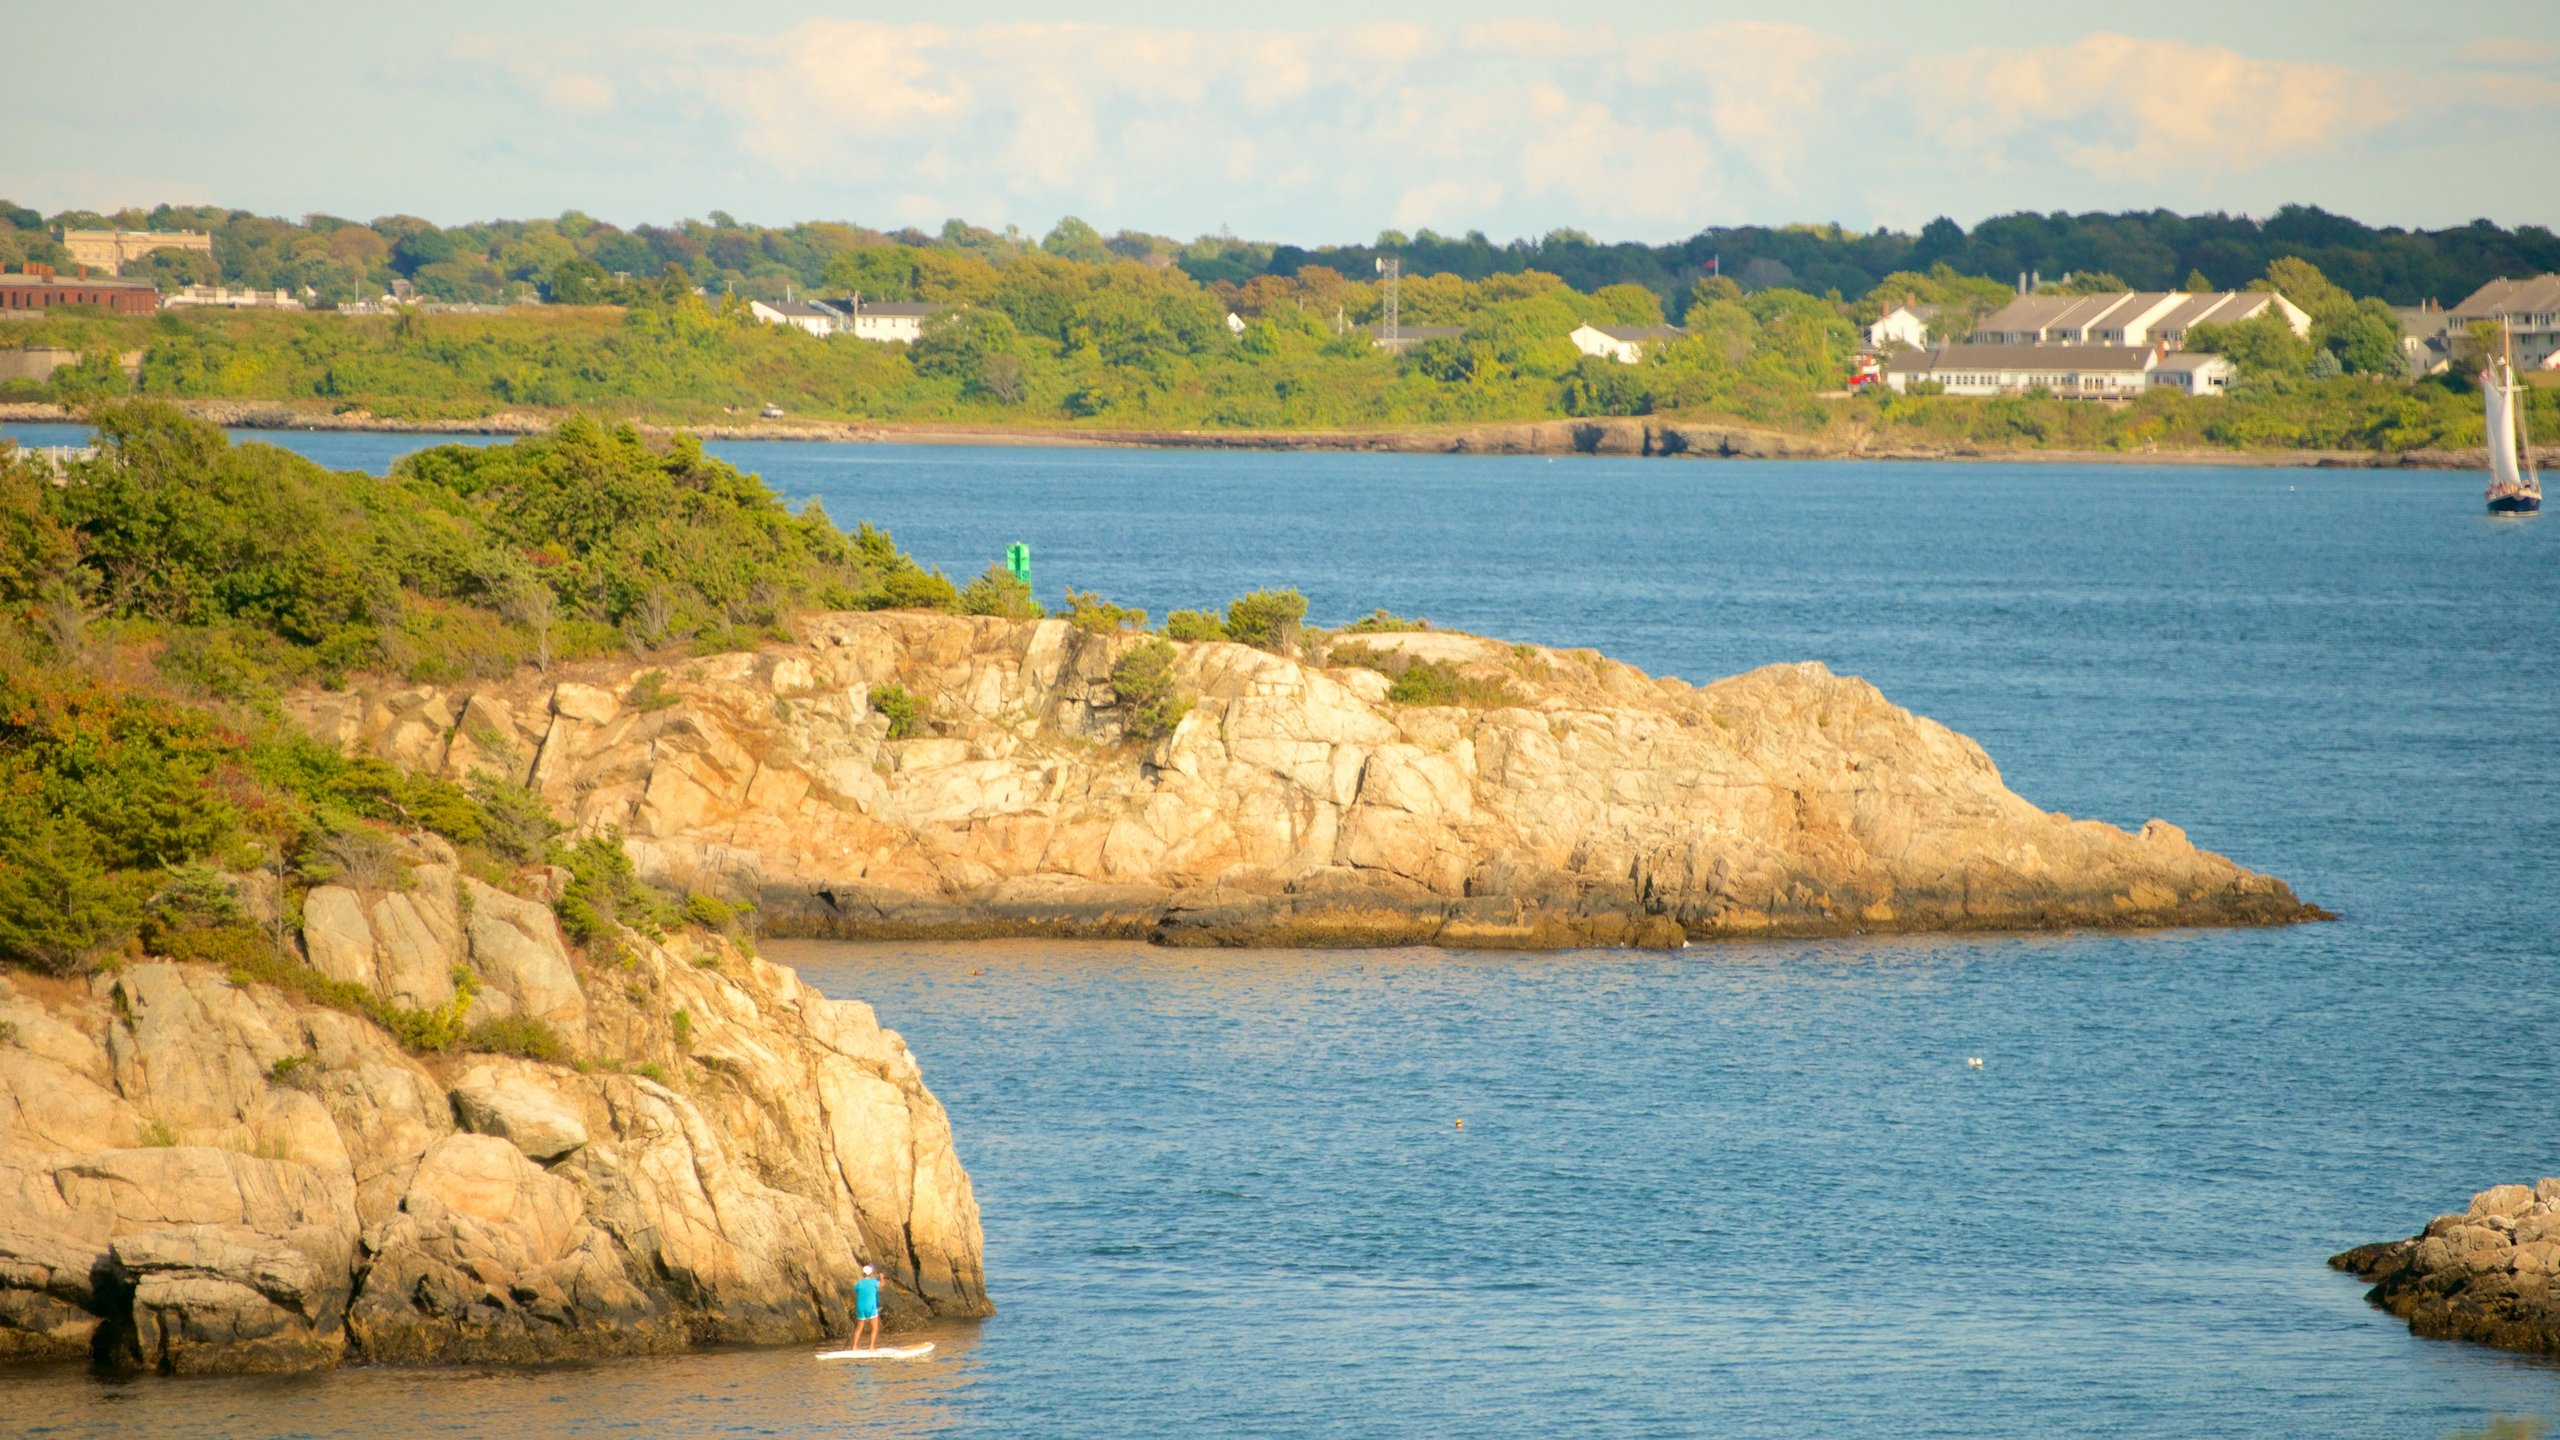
0,406,954,982
7,199,2555,455
0,407,1376,981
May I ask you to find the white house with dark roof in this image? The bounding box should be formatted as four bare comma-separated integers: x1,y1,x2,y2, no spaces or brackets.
2449,275,2560,368
748,298,845,337
1569,322,1684,364
834,298,939,344
2146,352,2236,396
1972,291,2309,348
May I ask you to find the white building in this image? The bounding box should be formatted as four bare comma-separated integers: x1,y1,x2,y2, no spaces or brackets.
1569,322,1683,365
2146,352,2236,396
2449,275,2560,369
825,297,940,343
1866,303,1937,351
161,284,306,310
1972,291,2310,348
748,298,844,338
1882,342,2209,399
1225,311,1246,335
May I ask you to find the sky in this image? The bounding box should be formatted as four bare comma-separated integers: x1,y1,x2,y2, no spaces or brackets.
7,1,2557,244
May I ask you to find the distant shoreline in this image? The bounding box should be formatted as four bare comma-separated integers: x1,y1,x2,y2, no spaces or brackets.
1,399,2526,472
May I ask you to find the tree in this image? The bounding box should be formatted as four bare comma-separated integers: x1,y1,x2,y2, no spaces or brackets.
544,258,609,305
2184,269,2214,293
2189,312,2314,380
1041,217,1110,265
2322,298,2407,376
2259,257,2350,324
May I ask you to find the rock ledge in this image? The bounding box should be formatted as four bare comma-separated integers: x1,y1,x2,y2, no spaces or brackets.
2331,1179,2560,1357
292,613,2323,949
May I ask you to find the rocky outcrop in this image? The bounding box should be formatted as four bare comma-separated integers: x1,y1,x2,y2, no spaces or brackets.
292,613,2321,949
0,845,988,1374
2332,1180,2560,1357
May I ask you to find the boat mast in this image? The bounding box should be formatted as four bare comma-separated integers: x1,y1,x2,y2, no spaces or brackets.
2511,322,2542,491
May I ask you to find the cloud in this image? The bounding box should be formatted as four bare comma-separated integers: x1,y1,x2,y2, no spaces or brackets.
1907,34,2388,181
2456,37,2560,69
439,21,2434,239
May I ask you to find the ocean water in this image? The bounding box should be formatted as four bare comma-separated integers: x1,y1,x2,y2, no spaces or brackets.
4,425,2556,1437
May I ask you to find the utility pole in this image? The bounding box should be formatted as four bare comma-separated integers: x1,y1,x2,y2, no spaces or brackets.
1375,255,1400,346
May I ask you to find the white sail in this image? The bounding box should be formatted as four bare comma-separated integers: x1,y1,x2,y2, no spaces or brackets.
2484,364,2526,496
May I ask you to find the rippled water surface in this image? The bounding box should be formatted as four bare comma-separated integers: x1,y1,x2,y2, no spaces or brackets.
4,426,2556,1437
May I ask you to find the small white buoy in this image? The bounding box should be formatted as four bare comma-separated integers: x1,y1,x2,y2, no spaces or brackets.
1966,1057,1984,1069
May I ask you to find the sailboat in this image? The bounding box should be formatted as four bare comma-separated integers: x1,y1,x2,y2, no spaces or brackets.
2483,323,2542,514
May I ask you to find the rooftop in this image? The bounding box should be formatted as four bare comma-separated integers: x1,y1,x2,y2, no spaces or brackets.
1886,343,2158,374
2451,275,2560,320
0,273,157,289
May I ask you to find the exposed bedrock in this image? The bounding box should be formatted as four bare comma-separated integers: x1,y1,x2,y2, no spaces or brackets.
293,613,2324,949
0,850,987,1374
2333,1180,2560,1358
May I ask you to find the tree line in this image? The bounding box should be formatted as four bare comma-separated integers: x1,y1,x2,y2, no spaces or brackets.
6,199,2555,313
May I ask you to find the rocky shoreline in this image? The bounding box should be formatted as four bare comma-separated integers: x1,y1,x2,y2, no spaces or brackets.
1,399,2530,470
0,835,988,1374
294,614,2325,951
2332,1180,2560,1358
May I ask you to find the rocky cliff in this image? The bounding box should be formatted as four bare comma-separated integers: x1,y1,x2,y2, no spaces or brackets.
2332,1180,2560,1358
0,836,987,1373
291,614,2320,949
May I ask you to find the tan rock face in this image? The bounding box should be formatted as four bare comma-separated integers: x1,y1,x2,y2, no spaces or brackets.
2333,1181,2560,1358
0,857,989,1374
292,612,2320,949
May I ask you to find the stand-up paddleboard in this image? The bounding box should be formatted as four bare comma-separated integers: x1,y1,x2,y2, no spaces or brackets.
817,1342,936,1361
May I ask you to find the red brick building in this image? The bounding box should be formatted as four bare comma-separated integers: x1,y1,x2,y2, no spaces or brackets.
0,271,159,316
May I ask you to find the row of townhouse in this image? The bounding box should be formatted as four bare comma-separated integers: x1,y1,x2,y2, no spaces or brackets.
2400,276,2560,374
1881,343,2235,398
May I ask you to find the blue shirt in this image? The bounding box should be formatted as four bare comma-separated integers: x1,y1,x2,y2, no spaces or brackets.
855,1275,881,1319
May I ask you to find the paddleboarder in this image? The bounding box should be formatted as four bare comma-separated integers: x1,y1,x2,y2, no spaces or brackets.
853,1264,883,1351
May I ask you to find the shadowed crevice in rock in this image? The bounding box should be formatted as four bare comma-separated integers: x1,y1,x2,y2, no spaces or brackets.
293,612,2322,952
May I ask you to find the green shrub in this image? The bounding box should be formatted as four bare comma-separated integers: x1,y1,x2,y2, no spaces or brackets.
629,669,677,711
269,1053,320,1091
1222,589,1307,651
464,1013,565,1062
670,1008,692,1049
1163,609,1227,642
1385,659,1518,708
1063,588,1147,634
469,776,560,865
140,1117,180,1148
870,682,925,739
1333,642,1521,708
555,828,671,946
1109,637,1193,741
956,563,1045,621
1341,609,1431,634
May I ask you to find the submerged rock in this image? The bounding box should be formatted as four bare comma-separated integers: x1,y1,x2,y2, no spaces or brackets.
2332,1180,2560,1357
293,613,2323,949
0,859,988,1375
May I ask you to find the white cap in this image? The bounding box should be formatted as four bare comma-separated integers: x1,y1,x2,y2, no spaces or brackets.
861,1264,874,1275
